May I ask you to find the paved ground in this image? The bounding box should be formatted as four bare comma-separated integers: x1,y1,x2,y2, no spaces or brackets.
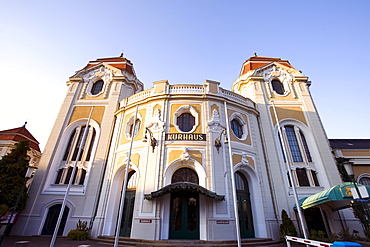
1,236,115,247
1,236,370,247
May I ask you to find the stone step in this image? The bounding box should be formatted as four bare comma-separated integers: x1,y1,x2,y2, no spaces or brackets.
94,236,283,246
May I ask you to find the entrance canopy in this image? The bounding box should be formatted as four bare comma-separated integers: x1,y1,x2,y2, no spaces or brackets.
144,182,225,201
295,182,370,211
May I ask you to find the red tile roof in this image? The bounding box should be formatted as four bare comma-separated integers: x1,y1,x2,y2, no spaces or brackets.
240,56,293,76
83,56,135,75
0,126,41,152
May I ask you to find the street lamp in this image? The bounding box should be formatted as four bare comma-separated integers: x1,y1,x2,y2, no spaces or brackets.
0,164,38,245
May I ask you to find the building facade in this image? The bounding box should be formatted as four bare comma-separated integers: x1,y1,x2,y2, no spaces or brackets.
330,139,370,188
13,55,348,240
0,125,41,166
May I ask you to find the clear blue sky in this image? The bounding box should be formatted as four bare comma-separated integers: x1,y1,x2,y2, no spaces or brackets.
1,1,369,150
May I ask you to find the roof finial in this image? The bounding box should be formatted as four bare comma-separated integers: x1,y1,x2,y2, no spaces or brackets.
22,121,27,127
254,52,257,57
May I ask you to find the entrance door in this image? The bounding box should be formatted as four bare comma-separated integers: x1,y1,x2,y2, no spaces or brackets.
41,204,69,236
169,192,199,239
235,172,254,238
119,190,136,237
304,207,329,237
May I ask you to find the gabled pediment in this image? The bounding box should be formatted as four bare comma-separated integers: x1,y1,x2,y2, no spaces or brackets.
72,63,123,83
252,61,305,81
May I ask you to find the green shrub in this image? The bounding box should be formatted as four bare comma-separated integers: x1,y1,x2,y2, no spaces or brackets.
279,209,298,239
337,227,359,241
309,229,326,241
67,229,89,240
67,220,90,241
364,228,370,241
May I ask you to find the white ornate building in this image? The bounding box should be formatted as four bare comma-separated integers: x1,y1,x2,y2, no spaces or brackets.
12,55,355,240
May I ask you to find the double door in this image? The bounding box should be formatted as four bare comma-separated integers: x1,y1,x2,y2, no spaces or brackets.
169,192,199,239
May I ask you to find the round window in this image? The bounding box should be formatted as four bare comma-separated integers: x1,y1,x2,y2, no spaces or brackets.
91,80,104,95
271,79,285,95
231,119,243,139
177,113,195,132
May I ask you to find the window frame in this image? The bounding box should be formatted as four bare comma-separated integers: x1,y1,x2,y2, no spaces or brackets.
50,120,99,190
278,122,319,188
271,79,285,95
229,112,248,140
90,79,104,96
358,174,370,188
174,105,199,133
125,115,142,139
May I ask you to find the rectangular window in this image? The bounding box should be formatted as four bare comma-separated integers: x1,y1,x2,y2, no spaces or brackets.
300,131,312,162
311,170,320,186
296,168,310,186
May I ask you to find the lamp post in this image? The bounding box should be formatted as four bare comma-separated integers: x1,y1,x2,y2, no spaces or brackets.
0,164,38,245
342,162,370,223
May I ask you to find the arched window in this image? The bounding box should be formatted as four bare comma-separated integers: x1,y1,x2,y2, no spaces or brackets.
127,170,138,190
235,171,249,192
231,119,243,139
285,126,303,162
279,124,319,187
91,80,104,95
174,105,199,133
359,176,370,188
177,113,195,132
126,117,141,139
55,124,96,185
271,79,285,95
172,168,199,184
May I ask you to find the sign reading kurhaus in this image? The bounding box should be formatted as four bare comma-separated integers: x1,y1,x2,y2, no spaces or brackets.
165,133,206,141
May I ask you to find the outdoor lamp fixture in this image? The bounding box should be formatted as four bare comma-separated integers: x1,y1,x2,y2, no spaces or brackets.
343,161,355,179
342,161,362,197
143,127,157,152
0,163,38,245
214,128,228,153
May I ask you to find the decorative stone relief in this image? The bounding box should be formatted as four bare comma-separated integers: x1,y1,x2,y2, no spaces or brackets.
83,66,114,83
288,81,298,98
264,81,273,98
180,147,190,161
79,82,88,99
256,64,295,97
207,109,225,132
241,152,249,166
79,66,116,99
146,109,165,132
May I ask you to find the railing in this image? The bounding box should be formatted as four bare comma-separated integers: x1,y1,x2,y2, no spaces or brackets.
285,235,362,247
123,89,154,106
220,88,255,108
169,85,204,94
122,85,255,109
